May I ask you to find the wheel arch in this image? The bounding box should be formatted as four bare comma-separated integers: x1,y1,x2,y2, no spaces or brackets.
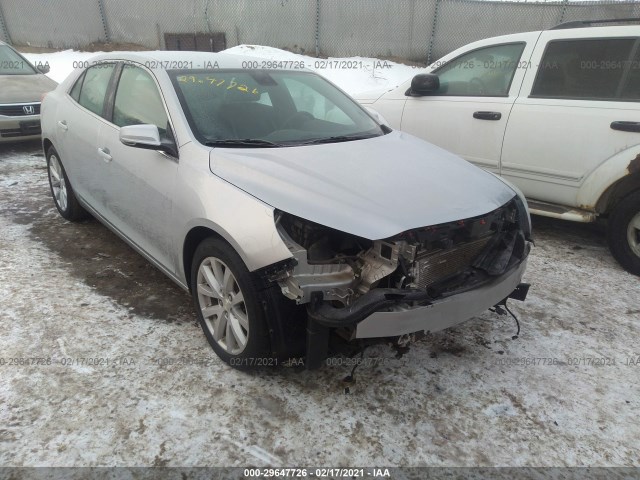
42,138,54,156
182,224,231,292
184,223,306,359
577,148,640,215
596,170,640,216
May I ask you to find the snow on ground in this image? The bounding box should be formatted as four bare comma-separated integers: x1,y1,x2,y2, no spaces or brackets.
4,46,640,468
22,45,420,96
1,142,639,468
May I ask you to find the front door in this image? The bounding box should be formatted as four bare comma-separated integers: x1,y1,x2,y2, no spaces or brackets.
96,63,178,272
401,39,536,174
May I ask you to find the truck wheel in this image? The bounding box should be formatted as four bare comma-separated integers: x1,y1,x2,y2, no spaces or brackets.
608,191,640,276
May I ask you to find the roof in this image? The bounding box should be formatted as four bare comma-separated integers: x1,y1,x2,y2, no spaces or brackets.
550,17,640,30
86,50,310,72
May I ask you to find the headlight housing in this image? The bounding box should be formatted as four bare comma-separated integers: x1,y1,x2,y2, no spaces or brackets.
490,174,532,241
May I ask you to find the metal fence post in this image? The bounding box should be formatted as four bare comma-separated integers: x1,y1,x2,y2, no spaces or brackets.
97,0,111,43
0,2,12,45
315,0,320,57
426,0,441,65
558,0,569,25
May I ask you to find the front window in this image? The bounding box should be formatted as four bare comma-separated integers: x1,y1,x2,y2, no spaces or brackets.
432,43,525,97
0,45,37,75
169,70,385,146
113,64,169,135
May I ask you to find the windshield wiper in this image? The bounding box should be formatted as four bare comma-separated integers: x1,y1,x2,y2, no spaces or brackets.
205,139,282,148
298,133,380,145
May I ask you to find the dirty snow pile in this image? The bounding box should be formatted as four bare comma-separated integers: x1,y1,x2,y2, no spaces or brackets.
22,45,420,97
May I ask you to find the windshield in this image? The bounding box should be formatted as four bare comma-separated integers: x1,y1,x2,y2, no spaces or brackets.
0,45,37,75
169,69,385,146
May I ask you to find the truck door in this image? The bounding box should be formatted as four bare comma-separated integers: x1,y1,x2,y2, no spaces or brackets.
401,34,539,174
501,28,640,208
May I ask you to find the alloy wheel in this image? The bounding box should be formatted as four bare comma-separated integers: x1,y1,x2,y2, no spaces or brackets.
48,154,68,212
196,257,249,355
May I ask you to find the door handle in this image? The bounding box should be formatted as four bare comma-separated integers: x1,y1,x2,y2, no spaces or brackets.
57,120,68,131
97,147,112,162
473,111,502,121
610,121,640,133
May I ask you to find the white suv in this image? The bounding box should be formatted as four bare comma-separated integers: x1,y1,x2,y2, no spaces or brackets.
360,20,640,275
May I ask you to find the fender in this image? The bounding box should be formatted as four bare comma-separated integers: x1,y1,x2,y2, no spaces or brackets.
178,210,293,285
577,145,640,213
173,144,295,286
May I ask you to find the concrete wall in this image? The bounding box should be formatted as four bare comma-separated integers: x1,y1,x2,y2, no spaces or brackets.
101,0,317,53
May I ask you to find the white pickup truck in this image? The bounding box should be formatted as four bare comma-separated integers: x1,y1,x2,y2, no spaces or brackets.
359,20,640,275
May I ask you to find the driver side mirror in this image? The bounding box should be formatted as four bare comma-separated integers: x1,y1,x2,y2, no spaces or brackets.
120,124,177,157
406,73,440,97
37,64,50,74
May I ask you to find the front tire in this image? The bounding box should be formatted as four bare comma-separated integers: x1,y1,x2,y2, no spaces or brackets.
191,237,275,368
608,191,640,276
46,147,88,221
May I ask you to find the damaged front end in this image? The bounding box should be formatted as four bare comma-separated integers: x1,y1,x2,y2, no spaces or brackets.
270,198,532,365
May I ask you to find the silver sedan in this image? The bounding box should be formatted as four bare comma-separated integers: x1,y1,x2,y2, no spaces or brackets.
41,51,532,369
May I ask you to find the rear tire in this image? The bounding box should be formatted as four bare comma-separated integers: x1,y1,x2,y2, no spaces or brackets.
46,147,88,221
608,191,640,276
191,237,280,369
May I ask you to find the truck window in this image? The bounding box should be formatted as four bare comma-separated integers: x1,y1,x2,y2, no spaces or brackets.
621,46,640,100
531,38,637,101
432,43,525,97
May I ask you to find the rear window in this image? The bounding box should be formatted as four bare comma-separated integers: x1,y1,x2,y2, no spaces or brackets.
531,38,637,101
69,71,85,101
77,64,116,117
620,46,640,100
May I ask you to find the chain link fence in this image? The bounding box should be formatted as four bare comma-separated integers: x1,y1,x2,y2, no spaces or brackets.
0,1,11,45
0,0,639,62
431,0,640,61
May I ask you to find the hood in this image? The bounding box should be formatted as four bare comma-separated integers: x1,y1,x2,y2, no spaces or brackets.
0,74,57,104
209,130,516,240
352,88,388,104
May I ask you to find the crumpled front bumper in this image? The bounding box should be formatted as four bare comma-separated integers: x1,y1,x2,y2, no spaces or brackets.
354,258,528,338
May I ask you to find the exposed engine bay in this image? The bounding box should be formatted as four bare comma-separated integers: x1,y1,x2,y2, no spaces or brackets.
272,198,531,329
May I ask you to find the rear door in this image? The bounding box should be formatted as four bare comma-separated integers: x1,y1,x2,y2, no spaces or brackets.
96,63,178,272
400,34,539,174
56,63,117,209
501,27,640,207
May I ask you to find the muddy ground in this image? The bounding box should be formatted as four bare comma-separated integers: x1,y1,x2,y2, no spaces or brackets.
0,141,639,467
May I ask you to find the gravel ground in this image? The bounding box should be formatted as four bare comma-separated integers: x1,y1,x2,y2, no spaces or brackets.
0,141,639,468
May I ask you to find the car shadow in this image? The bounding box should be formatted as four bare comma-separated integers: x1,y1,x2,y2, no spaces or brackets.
0,140,195,323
